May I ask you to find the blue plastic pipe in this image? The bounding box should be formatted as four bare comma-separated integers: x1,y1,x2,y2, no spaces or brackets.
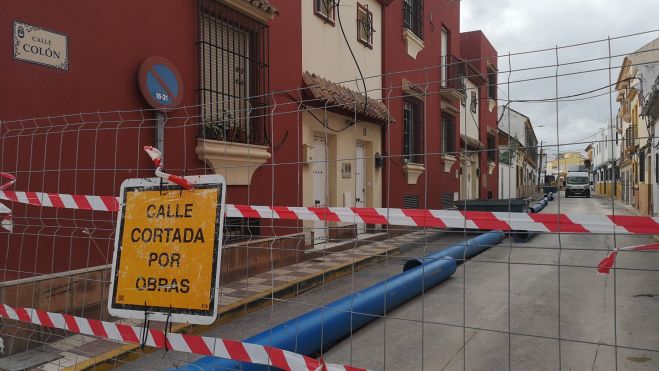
174,256,458,371
403,230,505,271
511,230,537,243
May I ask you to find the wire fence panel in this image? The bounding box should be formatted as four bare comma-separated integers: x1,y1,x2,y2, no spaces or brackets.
1,24,659,371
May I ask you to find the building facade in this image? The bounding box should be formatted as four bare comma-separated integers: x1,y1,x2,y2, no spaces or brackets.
592,123,620,198
615,37,659,214
0,0,500,287
498,106,539,198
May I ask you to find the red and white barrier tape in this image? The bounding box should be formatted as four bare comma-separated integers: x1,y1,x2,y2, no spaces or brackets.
0,173,14,232
0,303,365,371
597,243,659,274
143,146,193,190
1,214,12,233
1,189,659,235
0,172,16,191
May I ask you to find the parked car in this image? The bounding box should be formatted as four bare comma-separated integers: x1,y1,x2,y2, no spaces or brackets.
565,171,590,198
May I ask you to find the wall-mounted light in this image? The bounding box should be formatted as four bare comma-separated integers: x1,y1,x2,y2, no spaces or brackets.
374,152,384,168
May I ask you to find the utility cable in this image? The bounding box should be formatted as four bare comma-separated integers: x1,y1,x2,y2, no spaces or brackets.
336,0,369,120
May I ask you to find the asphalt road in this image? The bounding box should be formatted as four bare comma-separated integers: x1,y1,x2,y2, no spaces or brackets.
119,193,659,370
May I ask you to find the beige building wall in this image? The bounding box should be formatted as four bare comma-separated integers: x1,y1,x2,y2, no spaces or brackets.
301,0,383,99
301,110,383,239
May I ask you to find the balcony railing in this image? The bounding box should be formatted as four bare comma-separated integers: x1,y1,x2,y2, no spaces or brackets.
403,0,423,40
440,56,466,102
624,125,637,153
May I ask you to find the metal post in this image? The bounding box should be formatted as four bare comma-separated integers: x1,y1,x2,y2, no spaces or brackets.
537,140,543,192
156,111,165,166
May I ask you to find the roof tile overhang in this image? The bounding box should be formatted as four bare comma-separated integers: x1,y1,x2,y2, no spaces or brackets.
460,134,485,150
302,71,394,124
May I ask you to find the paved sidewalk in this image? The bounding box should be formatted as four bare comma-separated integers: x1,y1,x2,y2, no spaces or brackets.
9,231,431,371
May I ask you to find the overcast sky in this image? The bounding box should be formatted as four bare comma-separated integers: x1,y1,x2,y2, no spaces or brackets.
460,0,659,156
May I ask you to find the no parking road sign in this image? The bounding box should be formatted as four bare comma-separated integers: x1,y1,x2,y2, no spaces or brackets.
138,56,184,111
108,175,226,325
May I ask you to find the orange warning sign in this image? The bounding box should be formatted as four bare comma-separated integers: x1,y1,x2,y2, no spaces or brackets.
109,176,225,324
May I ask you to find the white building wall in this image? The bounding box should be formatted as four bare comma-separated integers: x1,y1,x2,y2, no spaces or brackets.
302,0,383,98
498,163,517,199
460,79,480,140
498,107,528,147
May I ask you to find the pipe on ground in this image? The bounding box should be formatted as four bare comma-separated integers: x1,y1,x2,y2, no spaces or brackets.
175,231,506,371
403,230,505,271
511,230,538,243
174,257,457,371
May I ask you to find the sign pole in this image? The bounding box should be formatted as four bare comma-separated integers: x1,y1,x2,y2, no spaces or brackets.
156,111,165,166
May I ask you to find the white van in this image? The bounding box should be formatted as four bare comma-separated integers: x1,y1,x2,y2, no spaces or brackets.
565,171,590,198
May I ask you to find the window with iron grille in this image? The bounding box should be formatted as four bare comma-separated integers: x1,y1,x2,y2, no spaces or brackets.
357,3,374,47
470,90,478,113
403,195,420,209
441,192,454,209
640,154,645,182
403,98,423,163
488,67,497,100
487,134,496,162
224,217,260,243
403,0,423,39
315,0,336,24
199,0,269,145
441,114,456,155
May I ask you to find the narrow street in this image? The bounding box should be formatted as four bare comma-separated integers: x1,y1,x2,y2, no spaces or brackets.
119,193,659,370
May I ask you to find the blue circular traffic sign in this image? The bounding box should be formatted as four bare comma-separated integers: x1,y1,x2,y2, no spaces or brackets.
138,57,184,111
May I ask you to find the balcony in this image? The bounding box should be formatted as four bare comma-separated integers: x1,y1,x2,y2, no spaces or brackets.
623,125,637,156
440,56,466,102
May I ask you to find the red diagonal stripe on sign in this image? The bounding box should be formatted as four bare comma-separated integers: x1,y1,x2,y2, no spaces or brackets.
353,207,388,225
234,204,261,218
608,215,659,234
309,207,341,222
463,211,511,231
402,208,446,228
528,213,589,233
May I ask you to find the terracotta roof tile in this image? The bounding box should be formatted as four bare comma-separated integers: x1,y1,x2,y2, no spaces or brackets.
460,134,485,150
302,71,394,124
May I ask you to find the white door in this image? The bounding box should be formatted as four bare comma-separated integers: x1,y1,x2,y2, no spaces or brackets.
471,159,479,199
313,136,328,243
355,143,366,235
